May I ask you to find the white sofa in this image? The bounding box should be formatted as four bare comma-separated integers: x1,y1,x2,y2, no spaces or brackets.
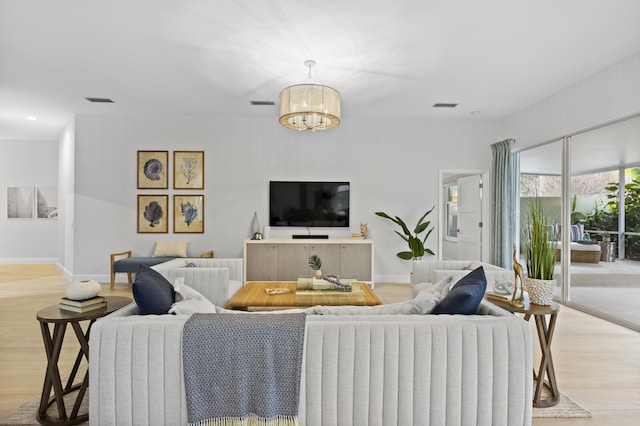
89,264,532,426
411,260,514,297
151,257,243,306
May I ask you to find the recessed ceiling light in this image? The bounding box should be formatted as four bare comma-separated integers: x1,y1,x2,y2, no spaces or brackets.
27,116,37,121
433,103,458,108
470,111,481,116
85,97,114,103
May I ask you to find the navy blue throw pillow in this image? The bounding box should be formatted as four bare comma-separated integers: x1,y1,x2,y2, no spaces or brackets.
432,266,487,315
132,265,175,315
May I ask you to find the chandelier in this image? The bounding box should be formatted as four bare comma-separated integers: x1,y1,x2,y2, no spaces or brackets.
279,60,341,131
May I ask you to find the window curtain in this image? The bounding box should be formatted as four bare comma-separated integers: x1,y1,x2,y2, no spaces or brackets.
491,139,519,268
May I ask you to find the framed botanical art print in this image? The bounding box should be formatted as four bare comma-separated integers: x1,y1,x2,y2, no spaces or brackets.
137,195,168,233
173,150,204,189
138,151,168,189
173,194,204,233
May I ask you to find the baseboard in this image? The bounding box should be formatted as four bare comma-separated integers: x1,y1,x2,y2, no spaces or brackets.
375,274,411,284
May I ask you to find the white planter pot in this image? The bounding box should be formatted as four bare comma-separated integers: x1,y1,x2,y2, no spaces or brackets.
525,277,556,305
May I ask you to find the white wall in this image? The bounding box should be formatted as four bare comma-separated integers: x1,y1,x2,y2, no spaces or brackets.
65,114,499,282
501,51,640,148
57,120,75,276
0,140,58,262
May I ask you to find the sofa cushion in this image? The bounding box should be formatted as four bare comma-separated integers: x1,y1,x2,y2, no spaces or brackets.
153,241,189,257
169,277,217,315
570,224,584,242
411,276,453,314
113,256,176,273
313,301,413,315
132,265,176,314
433,266,487,315
433,269,470,286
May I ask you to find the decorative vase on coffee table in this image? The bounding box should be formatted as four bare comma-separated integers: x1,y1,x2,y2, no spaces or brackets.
525,277,556,305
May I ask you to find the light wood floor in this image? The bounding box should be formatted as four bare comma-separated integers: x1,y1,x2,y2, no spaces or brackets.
1,265,639,425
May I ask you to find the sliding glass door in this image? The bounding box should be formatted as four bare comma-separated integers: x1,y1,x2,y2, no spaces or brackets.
518,139,564,295
517,114,640,331
569,115,640,330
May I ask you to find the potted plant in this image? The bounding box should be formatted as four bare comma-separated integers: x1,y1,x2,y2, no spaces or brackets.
375,206,435,260
308,254,323,279
522,198,557,305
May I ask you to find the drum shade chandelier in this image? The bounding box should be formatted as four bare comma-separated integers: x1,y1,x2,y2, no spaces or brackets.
279,60,340,131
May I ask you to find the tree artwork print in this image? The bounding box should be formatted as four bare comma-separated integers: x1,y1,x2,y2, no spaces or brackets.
173,151,204,189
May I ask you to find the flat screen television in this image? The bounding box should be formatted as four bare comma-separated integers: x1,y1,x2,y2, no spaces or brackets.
269,181,350,227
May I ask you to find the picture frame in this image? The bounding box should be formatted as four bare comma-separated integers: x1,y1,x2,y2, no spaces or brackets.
7,187,34,219
173,194,204,233
173,150,204,189
137,195,169,233
36,186,58,219
137,151,168,189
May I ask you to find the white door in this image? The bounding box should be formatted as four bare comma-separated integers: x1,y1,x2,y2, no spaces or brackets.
457,174,483,260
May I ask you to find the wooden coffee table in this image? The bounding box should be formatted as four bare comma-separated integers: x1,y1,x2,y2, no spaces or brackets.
226,281,382,311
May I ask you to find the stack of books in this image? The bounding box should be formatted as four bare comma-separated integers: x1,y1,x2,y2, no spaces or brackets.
59,296,106,313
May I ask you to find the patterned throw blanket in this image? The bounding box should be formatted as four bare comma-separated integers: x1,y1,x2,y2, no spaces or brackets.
182,313,306,426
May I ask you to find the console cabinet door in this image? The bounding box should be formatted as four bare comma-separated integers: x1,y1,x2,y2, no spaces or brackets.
277,244,310,280
340,244,372,281
310,244,341,277
246,244,278,281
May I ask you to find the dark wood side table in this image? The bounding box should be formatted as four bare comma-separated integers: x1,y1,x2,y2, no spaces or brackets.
485,297,560,408
36,296,131,425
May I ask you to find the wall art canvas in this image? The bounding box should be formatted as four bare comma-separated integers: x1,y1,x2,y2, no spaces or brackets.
36,186,58,219
173,194,204,233
7,187,34,219
138,151,168,189
137,195,168,233
173,151,204,189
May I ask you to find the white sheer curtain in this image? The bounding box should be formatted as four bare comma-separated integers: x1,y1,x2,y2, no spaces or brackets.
491,139,519,268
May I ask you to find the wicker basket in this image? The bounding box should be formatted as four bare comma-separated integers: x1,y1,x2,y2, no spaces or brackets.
525,277,556,305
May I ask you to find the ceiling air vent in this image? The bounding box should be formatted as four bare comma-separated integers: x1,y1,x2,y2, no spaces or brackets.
85,97,114,103
433,103,458,108
250,101,275,106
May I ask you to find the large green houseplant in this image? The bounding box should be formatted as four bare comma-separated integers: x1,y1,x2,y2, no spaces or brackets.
375,206,435,260
522,198,557,304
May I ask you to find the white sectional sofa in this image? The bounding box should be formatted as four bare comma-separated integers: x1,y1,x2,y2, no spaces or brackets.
89,263,532,426
151,257,243,306
411,260,514,297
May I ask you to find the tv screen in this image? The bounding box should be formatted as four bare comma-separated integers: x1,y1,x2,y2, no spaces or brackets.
269,181,350,227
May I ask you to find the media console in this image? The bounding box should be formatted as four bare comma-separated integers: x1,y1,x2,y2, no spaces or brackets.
243,238,374,288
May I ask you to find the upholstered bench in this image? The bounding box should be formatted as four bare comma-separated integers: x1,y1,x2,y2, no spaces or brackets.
110,246,214,289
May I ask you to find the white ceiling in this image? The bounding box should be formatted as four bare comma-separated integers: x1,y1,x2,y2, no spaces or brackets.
1,0,640,140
